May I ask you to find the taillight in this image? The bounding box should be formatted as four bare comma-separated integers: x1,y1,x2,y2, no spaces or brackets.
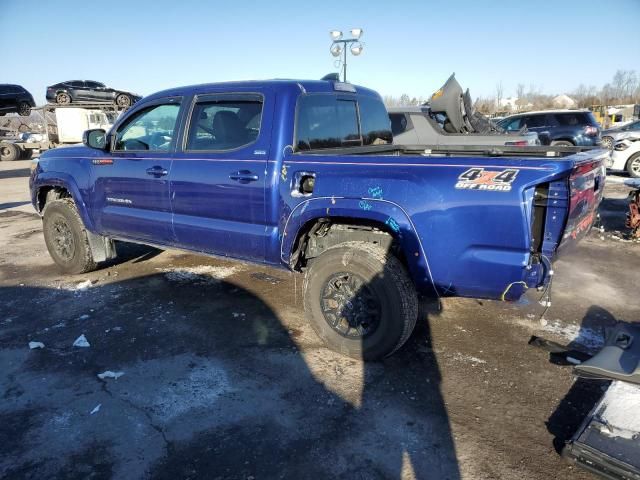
505,140,528,146
584,126,598,136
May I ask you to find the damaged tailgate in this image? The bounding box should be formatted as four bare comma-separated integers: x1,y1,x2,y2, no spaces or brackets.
559,149,608,250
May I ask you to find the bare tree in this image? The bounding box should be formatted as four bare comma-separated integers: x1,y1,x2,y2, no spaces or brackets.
515,83,526,111
495,82,504,110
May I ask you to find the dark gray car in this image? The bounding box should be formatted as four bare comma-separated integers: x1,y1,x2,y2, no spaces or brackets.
45,80,141,108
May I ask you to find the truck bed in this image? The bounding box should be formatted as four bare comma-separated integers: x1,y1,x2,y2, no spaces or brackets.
300,143,605,158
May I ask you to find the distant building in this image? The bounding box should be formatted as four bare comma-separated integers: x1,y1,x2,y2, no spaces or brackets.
498,97,532,111
552,94,576,108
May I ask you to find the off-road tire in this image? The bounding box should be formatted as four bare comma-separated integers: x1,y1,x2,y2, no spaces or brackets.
43,198,97,274
18,102,31,116
551,140,574,147
115,94,131,107
56,92,71,105
627,153,640,178
303,241,418,360
0,143,21,161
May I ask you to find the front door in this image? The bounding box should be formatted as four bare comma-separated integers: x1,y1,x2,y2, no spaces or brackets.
92,98,183,243
170,92,271,262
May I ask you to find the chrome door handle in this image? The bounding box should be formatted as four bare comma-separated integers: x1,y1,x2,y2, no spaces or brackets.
229,170,259,183
146,166,168,177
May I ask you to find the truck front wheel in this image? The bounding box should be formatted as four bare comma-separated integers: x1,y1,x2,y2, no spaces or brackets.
42,199,97,274
303,242,418,360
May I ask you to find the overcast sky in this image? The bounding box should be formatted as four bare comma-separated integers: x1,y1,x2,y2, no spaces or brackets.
1,0,639,104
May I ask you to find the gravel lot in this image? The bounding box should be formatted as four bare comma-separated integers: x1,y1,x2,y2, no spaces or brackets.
1,159,638,479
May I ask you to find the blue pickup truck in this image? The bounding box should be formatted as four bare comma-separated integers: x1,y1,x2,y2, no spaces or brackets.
30,78,608,359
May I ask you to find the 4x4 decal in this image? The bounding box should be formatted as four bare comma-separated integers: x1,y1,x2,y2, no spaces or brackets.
455,168,519,192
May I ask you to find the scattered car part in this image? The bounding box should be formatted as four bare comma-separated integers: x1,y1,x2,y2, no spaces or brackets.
626,188,640,239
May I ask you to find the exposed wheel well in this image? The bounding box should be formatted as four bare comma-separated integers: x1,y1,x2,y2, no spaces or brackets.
38,186,71,213
289,217,405,271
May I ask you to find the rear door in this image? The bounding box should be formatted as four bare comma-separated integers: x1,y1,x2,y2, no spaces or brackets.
91,98,183,243
70,81,92,101
85,81,109,102
170,91,271,262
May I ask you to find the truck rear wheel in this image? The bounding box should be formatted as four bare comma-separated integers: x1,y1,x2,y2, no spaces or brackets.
43,199,97,274
303,241,418,360
0,143,21,161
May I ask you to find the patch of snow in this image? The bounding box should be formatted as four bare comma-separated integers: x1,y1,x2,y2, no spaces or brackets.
75,280,93,291
151,364,231,420
97,370,124,380
28,341,44,349
605,175,640,188
598,381,640,440
159,265,241,284
72,334,90,348
542,320,604,351
452,353,486,364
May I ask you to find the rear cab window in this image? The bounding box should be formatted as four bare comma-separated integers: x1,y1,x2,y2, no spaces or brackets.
185,93,263,151
295,94,392,151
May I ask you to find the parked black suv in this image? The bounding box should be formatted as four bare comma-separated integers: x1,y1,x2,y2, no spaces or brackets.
0,84,36,116
498,110,601,146
46,80,141,107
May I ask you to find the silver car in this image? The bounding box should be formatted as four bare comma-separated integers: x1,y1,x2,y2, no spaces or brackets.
601,119,640,149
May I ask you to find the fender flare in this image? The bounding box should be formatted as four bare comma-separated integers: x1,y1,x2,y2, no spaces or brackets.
280,196,438,294
33,172,96,232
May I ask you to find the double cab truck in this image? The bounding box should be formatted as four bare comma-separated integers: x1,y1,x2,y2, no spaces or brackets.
30,78,608,359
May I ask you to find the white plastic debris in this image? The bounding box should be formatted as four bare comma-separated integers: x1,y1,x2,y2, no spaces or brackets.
75,280,93,291
90,404,102,415
28,341,45,349
97,371,124,380
73,334,90,348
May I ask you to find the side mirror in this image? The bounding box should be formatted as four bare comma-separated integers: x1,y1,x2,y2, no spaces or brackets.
83,129,107,150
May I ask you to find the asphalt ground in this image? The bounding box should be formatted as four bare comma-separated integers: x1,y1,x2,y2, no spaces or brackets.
1,159,638,479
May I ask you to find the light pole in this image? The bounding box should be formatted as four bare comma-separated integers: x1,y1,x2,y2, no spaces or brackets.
329,28,364,83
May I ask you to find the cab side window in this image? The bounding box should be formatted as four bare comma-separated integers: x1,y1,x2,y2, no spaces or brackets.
296,95,360,150
185,94,263,151
114,103,181,151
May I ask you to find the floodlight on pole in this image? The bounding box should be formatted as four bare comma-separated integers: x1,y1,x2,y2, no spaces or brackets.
328,27,364,82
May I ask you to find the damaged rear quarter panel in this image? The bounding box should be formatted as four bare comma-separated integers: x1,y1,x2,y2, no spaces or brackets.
279,153,572,299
